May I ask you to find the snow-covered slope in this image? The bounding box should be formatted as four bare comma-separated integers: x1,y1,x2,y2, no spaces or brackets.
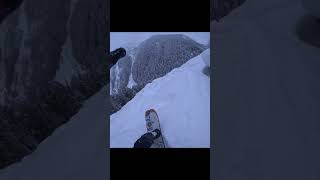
201,49,210,67
0,87,108,180
212,0,320,179
110,33,209,96
110,49,210,148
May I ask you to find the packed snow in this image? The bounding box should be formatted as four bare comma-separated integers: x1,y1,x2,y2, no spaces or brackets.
110,49,210,148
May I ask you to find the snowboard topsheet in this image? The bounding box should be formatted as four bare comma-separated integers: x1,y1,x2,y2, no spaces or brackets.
145,109,165,148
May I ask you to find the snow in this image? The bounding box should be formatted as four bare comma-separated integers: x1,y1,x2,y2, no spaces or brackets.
201,48,210,67
54,0,82,86
212,0,320,179
110,32,209,93
127,72,137,88
0,87,108,180
110,49,210,148
54,36,82,86
110,32,210,51
113,63,120,94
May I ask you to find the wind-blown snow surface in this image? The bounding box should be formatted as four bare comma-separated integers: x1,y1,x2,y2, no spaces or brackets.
110,50,210,148
0,87,108,180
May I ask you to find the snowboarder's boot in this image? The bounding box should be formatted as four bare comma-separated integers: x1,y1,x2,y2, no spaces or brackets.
134,132,155,148
151,129,161,139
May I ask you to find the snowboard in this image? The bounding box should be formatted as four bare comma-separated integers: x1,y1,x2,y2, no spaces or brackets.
145,109,166,148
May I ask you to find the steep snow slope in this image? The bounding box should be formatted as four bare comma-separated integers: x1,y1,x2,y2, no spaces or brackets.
0,87,108,180
110,49,210,148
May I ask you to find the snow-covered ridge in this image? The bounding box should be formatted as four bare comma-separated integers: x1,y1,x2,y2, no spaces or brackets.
110,49,210,148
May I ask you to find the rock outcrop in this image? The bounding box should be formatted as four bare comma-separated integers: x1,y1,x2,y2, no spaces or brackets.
132,34,206,87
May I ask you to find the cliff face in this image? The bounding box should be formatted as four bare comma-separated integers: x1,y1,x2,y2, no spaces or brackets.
0,0,108,169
